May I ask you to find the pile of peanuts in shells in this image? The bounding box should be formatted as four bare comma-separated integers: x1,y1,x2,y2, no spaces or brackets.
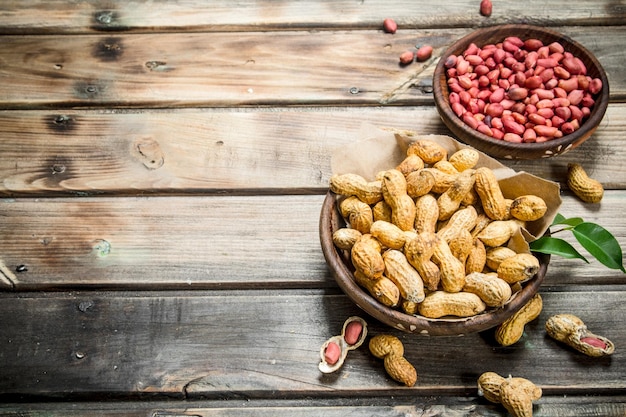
331,140,545,321
445,36,603,143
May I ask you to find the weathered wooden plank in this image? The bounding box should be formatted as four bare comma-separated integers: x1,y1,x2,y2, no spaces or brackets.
0,192,623,290
1,1,625,34
0,106,624,197
0,396,625,417
0,289,623,401
0,27,623,109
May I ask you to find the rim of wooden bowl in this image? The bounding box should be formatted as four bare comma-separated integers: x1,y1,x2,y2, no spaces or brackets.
433,24,609,160
319,191,550,336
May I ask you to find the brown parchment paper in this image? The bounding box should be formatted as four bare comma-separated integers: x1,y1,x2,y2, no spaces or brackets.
330,125,562,247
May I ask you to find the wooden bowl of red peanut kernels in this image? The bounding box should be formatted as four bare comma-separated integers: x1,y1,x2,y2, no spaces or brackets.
319,191,550,336
433,24,609,160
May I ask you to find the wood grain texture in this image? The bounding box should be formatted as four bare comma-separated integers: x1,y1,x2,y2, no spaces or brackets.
1,396,626,416
0,289,624,401
1,0,625,411
0,192,623,290
0,26,623,109
1,0,625,34
0,106,624,197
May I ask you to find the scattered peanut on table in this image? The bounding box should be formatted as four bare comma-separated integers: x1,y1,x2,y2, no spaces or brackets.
495,293,543,346
567,163,604,203
545,313,615,357
330,138,547,321
319,316,368,373
369,334,417,386
478,371,542,417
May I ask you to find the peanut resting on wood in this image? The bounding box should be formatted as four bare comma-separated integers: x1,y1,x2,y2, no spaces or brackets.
369,334,417,387
319,316,368,373
478,372,542,417
545,313,615,357
567,163,604,203
495,294,543,346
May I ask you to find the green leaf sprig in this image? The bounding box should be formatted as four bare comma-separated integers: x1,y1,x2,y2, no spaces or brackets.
530,213,625,273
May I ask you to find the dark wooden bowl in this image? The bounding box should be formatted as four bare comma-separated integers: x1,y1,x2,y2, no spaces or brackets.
433,24,609,160
319,191,550,336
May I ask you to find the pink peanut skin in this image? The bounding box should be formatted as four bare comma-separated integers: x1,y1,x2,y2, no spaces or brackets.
324,342,341,365
445,36,603,143
416,45,433,62
383,18,397,34
480,0,492,17
344,321,364,345
399,51,414,65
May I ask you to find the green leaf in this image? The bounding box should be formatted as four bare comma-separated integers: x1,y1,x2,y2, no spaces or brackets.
530,236,589,262
551,214,584,228
572,222,626,273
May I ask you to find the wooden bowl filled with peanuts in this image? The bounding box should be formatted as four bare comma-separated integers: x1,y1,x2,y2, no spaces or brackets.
319,131,555,336
433,24,609,159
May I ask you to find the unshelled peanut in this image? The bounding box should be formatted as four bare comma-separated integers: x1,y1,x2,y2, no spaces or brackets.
437,205,478,243
495,294,543,346
332,227,362,250
406,169,435,197
414,193,439,234
423,167,455,193
404,232,441,291
437,169,476,220
372,200,393,223
330,173,383,205
432,237,466,293
396,154,424,176
449,148,480,172
465,238,487,274
418,291,486,318
382,169,416,231
449,228,473,264
354,270,400,307
486,246,517,271
545,313,615,357
463,272,512,307
478,372,542,417
406,139,447,164
340,196,373,234
474,167,508,220
509,195,547,222
477,220,518,247
351,234,384,279
383,249,425,303
497,253,540,284
369,334,417,387
567,163,604,203
370,220,406,250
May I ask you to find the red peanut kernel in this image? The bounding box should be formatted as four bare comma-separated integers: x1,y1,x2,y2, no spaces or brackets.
383,18,397,34
324,342,342,365
480,0,492,17
399,50,414,65
445,36,603,143
416,45,434,62
344,321,363,345
580,337,607,350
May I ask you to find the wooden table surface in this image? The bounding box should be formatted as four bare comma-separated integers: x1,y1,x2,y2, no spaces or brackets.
1,1,625,415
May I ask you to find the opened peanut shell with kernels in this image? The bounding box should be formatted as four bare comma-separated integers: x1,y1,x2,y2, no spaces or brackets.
330,138,550,320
